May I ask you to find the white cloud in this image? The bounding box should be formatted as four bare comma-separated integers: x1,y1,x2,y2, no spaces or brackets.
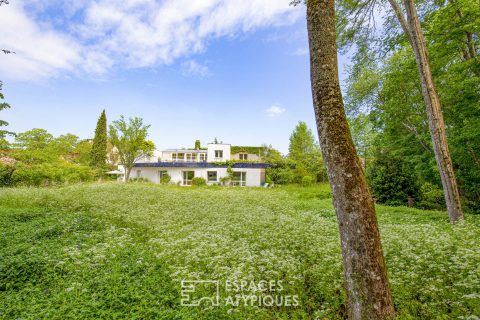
266,105,286,118
0,3,83,81
0,0,303,81
181,60,210,77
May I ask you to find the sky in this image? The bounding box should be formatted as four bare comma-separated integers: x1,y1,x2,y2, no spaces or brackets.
0,0,350,154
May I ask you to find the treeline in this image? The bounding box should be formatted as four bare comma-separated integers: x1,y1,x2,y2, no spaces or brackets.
0,108,117,187
264,121,327,186
342,0,479,213
0,129,96,186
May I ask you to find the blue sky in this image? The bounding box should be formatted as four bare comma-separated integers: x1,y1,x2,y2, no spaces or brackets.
0,0,349,154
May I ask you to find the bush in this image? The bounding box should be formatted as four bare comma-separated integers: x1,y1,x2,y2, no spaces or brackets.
160,173,171,185
301,175,314,187
367,151,420,206
0,163,15,187
129,177,151,183
191,177,207,186
11,162,94,186
417,182,445,210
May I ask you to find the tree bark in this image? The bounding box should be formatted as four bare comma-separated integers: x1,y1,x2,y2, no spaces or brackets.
306,1,395,319
403,0,464,223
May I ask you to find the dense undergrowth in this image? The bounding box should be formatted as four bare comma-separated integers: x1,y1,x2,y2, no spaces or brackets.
0,183,478,319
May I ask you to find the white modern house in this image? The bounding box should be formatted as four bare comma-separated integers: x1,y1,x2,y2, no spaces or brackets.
122,143,268,187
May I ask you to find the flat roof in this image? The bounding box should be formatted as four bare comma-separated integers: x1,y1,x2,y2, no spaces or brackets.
162,149,207,153
133,162,269,168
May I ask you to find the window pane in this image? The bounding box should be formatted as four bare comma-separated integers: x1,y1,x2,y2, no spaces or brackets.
207,171,217,181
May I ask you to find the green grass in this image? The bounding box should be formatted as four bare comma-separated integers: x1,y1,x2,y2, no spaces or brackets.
0,183,479,319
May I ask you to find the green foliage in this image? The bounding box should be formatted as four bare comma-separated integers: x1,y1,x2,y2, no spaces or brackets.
90,110,107,169
10,162,94,186
288,121,318,162
194,139,201,150
0,162,14,186
160,173,171,185
109,116,153,180
287,122,326,183
367,149,420,207
0,81,14,139
231,146,263,155
417,182,446,211
15,128,53,150
2,128,96,185
301,175,314,187
343,0,480,211
191,177,207,186
0,184,478,318
129,177,151,184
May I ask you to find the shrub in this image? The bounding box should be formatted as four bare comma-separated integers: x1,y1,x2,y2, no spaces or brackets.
0,163,15,187
301,175,314,187
367,151,420,206
160,173,171,185
129,177,151,183
417,182,446,210
191,177,207,186
11,162,94,186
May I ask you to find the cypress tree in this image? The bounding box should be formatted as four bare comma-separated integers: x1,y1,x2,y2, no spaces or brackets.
90,109,107,169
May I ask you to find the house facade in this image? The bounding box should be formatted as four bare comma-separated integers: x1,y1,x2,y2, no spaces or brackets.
124,143,268,187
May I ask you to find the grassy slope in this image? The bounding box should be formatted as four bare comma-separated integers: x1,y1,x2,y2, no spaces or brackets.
0,183,479,319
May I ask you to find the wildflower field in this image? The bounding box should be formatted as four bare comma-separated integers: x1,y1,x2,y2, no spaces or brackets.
0,183,479,319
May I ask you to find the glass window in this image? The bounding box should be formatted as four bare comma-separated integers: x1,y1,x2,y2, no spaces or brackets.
172,153,177,162
177,153,185,161
215,150,223,158
200,153,207,162
207,171,217,182
158,170,167,182
239,153,248,160
182,171,195,185
136,170,141,178
186,153,195,162
232,171,246,186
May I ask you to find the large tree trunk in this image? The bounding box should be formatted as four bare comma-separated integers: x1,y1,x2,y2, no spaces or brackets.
403,0,464,224
306,1,395,319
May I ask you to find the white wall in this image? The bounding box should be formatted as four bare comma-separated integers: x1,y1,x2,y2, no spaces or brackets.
207,144,230,162
231,153,260,161
133,166,265,187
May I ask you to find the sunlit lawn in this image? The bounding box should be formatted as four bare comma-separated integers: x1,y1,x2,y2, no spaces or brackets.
0,183,479,319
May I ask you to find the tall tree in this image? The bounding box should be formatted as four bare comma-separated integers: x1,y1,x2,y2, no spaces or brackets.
109,116,154,181
388,0,464,223
90,110,107,169
0,81,13,141
305,0,395,318
288,121,324,181
288,121,318,161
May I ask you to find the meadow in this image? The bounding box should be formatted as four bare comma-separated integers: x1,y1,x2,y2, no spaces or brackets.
0,183,479,319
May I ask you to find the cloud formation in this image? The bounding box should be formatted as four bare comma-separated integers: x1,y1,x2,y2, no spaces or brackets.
0,0,302,81
266,105,286,118
181,60,210,78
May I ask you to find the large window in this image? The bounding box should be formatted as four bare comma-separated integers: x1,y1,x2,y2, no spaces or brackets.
215,150,223,159
239,153,248,160
199,153,207,162
186,153,195,162
158,170,168,182
232,171,246,186
207,171,217,182
182,171,195,185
